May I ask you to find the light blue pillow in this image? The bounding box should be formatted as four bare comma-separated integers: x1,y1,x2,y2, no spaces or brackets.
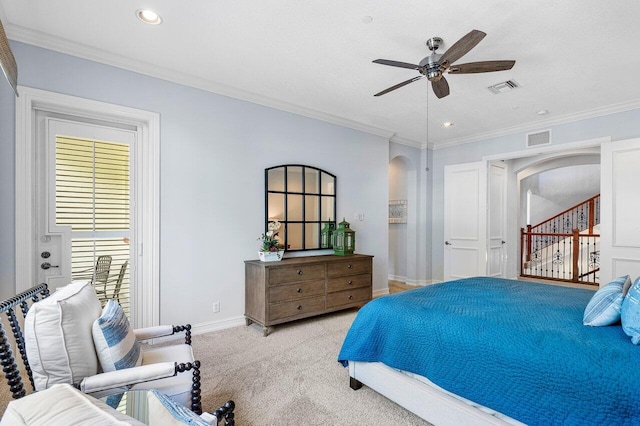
622,276,640,344
583,275,629,326
92,300,142,372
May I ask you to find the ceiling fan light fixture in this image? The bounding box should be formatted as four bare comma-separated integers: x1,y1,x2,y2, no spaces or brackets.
136,9,162,25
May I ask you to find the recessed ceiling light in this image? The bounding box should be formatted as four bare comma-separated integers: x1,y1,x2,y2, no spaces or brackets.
361,16,373,24
136,9,162,25
537,109,549,115
442,122,454,128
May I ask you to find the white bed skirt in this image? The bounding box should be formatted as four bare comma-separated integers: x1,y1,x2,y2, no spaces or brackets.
348,361,525,426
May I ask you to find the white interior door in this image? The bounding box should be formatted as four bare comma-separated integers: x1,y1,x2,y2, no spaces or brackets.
444,162,487,281
487,162,507,278
600,138,640,285
36,117,135,299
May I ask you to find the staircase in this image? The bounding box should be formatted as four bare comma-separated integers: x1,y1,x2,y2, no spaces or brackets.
521,194,600,285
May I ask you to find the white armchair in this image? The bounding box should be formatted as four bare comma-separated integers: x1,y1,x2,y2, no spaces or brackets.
7,281,202,414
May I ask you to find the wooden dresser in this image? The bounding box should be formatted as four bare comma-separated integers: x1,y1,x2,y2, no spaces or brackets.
244,254,373,336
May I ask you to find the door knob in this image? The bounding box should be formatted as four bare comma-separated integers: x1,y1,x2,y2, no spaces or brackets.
41,262,59,270
445,241,452,246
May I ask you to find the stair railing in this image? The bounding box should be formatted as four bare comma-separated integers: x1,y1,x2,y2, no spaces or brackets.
521,228,599,285
526,194,600,261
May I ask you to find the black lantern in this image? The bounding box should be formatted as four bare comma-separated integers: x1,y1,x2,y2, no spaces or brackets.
320,221,335,249
333,218,355,256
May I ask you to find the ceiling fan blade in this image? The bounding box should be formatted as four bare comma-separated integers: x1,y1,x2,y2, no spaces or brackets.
373,59,421,70
439,29,486,66
449,60,515,74
432,77,450,99
374,76,424,96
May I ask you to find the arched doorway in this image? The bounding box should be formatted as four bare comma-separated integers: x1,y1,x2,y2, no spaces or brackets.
388,155,419,289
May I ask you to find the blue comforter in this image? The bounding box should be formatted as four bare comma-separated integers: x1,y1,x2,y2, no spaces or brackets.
338,277,640,426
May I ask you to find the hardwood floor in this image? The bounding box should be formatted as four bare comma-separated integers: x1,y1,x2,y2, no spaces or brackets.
388,280,416,294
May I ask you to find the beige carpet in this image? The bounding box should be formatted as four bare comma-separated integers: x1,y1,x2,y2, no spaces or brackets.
0,309,431,425
195,310,430,425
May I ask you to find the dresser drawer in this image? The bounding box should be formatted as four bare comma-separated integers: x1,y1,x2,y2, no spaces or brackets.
269,295,326,322
269,280,325,303
326,287,371,309
269,264,325,284
327,274,371,292
327,259,371,278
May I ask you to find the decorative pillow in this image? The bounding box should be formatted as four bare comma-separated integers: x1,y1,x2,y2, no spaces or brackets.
0,383,143,426
583,275,629,326
92,300,142,372
623,275,634,296
25,281,103,391
621,276,640,344
147,390,213,426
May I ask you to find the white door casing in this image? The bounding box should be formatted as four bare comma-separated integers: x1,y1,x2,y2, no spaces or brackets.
487,162,507,278
444,162,487,281
15,86,160,328
600,138,640,285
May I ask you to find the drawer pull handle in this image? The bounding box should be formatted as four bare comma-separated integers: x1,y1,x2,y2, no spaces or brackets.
347,264,353,269
348,295,353,300
348,280,353,285
297,305,302,310
296,288,302,293
297,270,303,275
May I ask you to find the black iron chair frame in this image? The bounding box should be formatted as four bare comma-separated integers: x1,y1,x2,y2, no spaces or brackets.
0,284,235,422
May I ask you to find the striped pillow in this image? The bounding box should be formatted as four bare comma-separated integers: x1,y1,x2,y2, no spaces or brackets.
583,275,629,326
147,390,212,426
92,300,142,372
622,276,640,344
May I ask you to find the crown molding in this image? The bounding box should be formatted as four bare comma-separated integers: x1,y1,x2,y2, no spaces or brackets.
432,99,640,150
8,23,640,151
389,135,426,149
6,23,395,140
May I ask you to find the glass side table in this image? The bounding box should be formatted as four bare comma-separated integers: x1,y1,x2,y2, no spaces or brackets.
102,391,235,425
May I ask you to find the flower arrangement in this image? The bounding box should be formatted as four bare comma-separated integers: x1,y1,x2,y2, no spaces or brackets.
259,221,284,252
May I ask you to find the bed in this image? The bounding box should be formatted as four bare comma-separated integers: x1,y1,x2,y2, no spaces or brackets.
338,277,640,426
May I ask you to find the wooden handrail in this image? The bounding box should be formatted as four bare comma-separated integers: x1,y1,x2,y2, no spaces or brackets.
521,227,600,285
531,194,600,229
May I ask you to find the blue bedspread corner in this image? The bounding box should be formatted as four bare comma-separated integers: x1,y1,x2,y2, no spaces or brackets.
337,277,640,425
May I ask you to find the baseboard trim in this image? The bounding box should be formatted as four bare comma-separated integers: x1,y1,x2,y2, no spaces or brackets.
191,316,247,335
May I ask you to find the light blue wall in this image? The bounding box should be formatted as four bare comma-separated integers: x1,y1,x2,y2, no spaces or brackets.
0,42,389,325
431,109,640,281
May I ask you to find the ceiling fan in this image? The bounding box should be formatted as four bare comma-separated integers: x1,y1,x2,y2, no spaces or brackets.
373,29,515,99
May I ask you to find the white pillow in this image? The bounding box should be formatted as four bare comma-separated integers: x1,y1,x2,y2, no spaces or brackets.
25,281,103,391
0,383,143,426
93,300,142,372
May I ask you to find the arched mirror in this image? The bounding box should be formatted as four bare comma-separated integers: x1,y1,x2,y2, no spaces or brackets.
265,165,336,251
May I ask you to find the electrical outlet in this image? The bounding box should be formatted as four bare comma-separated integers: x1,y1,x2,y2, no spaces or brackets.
212,302,220,313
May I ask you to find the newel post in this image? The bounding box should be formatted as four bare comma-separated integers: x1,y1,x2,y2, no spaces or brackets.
572,229,580,282
588,198,595,234
520,228,525,276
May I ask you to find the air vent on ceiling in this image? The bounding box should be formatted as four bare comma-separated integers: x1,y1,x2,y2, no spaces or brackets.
487,80,520,94
526,130,551,148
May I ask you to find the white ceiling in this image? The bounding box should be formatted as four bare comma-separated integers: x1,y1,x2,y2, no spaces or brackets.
2,0,640,148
